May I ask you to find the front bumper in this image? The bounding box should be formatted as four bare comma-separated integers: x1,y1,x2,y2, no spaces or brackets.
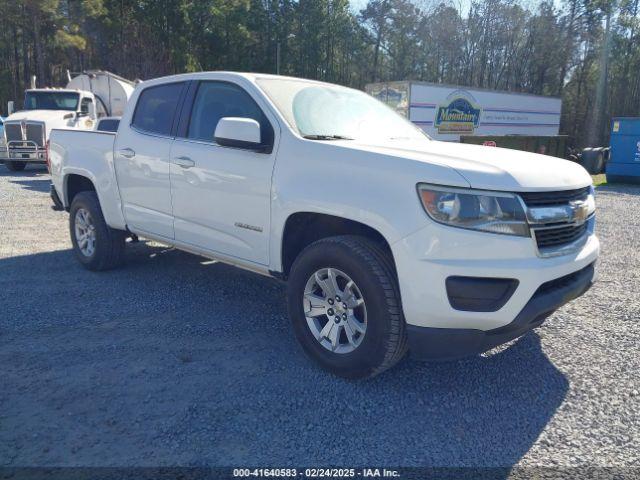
391,215,600,359
406,262,595,360
0,144,46,163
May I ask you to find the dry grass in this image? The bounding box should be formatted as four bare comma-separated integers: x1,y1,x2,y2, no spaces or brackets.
592,174,607,186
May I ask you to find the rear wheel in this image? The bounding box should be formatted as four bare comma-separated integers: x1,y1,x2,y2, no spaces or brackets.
287,235,407,379
69,191,126,271
5,161,27,172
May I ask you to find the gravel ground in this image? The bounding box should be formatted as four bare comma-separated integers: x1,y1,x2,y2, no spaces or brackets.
0,164,638,469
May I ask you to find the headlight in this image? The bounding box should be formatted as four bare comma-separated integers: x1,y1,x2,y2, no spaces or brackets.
417,184,529,237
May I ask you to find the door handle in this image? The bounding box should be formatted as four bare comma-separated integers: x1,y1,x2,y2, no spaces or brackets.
118,148,136,159
173,156,195,169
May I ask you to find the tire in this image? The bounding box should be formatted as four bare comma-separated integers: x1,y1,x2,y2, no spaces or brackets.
5,161,27,171
594,152,605,174
69,191,126,271
287,235,408,379
580,149,605,174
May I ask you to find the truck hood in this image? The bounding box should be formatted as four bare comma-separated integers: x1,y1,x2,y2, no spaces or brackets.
5,110,75,123
348,138,592,192
4,110,81,137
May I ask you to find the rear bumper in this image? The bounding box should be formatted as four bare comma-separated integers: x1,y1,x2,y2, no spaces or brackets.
407,262,595,360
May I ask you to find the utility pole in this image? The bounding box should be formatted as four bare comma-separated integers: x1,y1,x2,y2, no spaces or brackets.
276,34,296,75
587,7,613,147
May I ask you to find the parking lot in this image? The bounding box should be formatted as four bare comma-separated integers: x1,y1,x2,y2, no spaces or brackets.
1,164,639,469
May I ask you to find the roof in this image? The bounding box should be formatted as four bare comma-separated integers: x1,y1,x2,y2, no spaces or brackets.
137,71,342,89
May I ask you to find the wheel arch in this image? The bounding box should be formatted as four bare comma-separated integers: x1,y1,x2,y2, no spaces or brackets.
65,173,96,209
61,167,127,231
277,211,397,280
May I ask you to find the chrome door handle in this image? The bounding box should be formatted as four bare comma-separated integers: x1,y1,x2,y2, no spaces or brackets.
174,156,195,169
118,148,136,159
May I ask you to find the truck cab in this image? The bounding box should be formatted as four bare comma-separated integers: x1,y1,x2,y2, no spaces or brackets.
1,70,134,172
1,89,98,171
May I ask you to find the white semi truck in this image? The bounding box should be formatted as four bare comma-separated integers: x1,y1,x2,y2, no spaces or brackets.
0,70,135,171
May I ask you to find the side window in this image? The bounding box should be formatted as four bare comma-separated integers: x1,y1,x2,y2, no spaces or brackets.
80,97,92,114
187,81,273,147
132,83,184,136
97,119,120,133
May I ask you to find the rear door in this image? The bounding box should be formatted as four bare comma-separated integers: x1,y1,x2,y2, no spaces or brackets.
114,82,186,239
168,80,278,265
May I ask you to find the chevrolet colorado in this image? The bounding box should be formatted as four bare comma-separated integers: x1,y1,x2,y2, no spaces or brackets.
49,72,599,378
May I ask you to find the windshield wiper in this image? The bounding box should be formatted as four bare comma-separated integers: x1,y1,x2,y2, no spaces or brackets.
302,134,354,141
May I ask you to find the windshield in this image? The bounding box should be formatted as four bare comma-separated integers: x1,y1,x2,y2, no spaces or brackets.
24,91,80,111
256,78,428,142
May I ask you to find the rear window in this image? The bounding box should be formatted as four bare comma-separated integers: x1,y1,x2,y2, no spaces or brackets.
97,119,120,133
131,83,184,136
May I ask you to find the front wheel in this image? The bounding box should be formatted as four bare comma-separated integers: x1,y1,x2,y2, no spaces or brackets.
5,161,27,172
287,235,407,379
69,191,126,271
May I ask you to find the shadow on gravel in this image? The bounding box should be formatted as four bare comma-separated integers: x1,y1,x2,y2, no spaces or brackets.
0,242,568,471
7,178,50,193
0,163,48,175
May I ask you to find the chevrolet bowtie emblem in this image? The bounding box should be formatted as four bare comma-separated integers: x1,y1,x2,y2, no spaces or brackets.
570,201,589,223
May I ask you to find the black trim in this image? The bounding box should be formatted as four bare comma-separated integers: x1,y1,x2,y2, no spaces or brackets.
175,80,197,138
519,187,590,207
446,277,518,312
269,270,286,281
170,82,190,138
214,136,269,153
50,184,64,211
407,262,595,360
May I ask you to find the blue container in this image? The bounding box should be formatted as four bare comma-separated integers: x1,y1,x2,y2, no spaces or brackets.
607,117,640,184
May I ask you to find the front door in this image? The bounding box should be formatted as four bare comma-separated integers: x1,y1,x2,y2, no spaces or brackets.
169,80,277,265
114,82,185,239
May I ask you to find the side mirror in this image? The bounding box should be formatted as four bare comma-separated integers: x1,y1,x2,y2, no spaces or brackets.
214,117,265,152
7,101,14,116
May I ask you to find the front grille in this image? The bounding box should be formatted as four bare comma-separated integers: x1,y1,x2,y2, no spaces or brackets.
4,123,22,142
534,222,588,249
25,123,44,147
520,187,590,207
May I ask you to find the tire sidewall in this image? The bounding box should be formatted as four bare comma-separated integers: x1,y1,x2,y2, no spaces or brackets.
287,239,396,378
69,192,107,269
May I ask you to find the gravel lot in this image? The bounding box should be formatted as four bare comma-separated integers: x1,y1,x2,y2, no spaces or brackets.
0,164,639,469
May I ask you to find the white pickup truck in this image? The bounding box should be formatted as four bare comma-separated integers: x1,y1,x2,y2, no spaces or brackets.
49,72,599,378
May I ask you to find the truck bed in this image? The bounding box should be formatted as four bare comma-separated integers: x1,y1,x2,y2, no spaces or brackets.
49,128,126,230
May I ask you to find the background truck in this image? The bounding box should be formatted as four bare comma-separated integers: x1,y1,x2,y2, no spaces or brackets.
365,81,561,142
49,72,598,378
0,70,134,171
366,81,611,174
